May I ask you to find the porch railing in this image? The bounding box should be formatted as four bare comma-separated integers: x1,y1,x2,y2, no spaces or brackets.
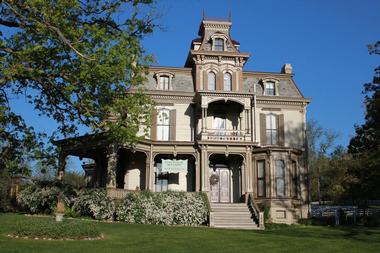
203,129,248,141
246,193,265,229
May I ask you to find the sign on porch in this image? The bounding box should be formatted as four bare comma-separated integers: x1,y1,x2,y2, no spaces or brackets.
161,159,188,173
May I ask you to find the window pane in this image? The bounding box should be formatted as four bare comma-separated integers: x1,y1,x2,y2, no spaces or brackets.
208,72,216,90
224,73,232,91
258,180,265,197
257,161,265,178
265,82,275,95
214,38,224,51
276,160,284,177
276,179,285,197
160,76,169,90
276,160,285,197
271,115,277,130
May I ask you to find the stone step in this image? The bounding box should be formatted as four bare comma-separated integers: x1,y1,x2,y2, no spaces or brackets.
212,207,249,212
213,224,260,230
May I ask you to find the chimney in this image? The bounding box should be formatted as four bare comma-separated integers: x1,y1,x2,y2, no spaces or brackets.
281,63,293,74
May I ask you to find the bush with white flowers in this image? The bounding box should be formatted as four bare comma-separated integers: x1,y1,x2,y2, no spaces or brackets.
72,189,115,220
17,181,75,214
116,191,208,226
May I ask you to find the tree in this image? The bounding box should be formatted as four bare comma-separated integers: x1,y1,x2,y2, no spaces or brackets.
0,1,156,209
348,41,380,201
306,120,338,203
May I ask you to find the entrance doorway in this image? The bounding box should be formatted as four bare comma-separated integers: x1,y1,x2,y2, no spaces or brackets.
210,167,230,203
208,154,243,203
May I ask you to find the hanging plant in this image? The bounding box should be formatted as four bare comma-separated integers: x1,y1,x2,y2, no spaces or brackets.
209,174,219,186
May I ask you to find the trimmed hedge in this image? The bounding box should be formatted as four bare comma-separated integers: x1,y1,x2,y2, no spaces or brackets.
12,217,100,239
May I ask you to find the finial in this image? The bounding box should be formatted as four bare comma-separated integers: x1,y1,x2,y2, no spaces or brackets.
202,9,205,20
228,10,232,22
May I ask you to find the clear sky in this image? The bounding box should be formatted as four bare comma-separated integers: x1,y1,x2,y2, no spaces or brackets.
8,0,380,171
143,0,380,147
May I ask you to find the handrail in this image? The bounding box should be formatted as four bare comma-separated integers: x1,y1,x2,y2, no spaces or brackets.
246,193,259,224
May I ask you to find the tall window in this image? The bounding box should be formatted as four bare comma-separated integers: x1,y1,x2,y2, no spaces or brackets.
264,82,275,95
266,114,278,145
208,71,216,90
275,160,285,197
291,161,298,198
257,160,266,197
157,109,170,141
214,38,224,51
159,76,170,90
224,73,232,91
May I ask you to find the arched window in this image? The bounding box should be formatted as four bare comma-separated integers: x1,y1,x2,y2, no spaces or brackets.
157,109,170,141
208,71,216,91
266,114,278,145
224,72,232,91
275,160,285,197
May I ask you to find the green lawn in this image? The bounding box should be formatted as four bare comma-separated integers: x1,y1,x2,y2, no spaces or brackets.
0,213,379,253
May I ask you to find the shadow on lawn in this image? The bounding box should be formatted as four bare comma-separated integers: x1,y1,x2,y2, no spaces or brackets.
262,225,380,243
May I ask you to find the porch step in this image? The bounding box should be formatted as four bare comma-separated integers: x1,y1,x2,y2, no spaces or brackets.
210,203,260,230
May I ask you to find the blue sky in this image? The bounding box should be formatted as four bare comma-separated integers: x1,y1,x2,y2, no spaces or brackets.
143,0,380,147
8,0,380,171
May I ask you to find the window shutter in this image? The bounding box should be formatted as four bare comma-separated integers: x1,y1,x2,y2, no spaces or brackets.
169,109,176,141
150,108,157,140
260,113,266,145
278,114,285,146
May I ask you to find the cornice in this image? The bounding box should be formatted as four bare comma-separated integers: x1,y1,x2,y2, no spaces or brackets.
148,66,192,74
190,50,250,58
256,96,311,105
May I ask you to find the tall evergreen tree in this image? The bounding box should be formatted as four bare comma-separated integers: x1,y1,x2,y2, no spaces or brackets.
348,41,380,201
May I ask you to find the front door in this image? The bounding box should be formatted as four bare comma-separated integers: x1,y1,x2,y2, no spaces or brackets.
210,168,230,203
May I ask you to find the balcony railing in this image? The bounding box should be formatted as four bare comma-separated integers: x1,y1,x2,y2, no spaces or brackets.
203,129,249,141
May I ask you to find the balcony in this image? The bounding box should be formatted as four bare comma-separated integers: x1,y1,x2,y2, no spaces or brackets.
204,129,248,141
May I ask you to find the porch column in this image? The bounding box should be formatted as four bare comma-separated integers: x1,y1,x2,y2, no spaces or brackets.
106,144,118,188
195,150,201,191
246,147,253,193
201,146,209,192
204,107,208,130
201,107,205,132
145,153,151,191
241,109,246,134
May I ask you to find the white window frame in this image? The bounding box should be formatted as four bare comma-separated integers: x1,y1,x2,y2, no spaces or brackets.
264,82,275,95
159,76,170,90
266,114,278,145
157,109,170,141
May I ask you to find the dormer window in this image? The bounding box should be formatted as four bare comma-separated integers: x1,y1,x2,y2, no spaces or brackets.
265,82,275,95
214,38,224,51
159,76,169,90
154,71,175,90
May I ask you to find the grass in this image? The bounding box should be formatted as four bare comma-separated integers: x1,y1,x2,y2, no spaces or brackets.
0,213,379,253
12,216,100,239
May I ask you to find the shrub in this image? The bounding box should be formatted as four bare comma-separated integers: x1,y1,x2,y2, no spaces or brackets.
13,217,100,239
17,181,76,214
72,189,115,220
116,191,208,226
